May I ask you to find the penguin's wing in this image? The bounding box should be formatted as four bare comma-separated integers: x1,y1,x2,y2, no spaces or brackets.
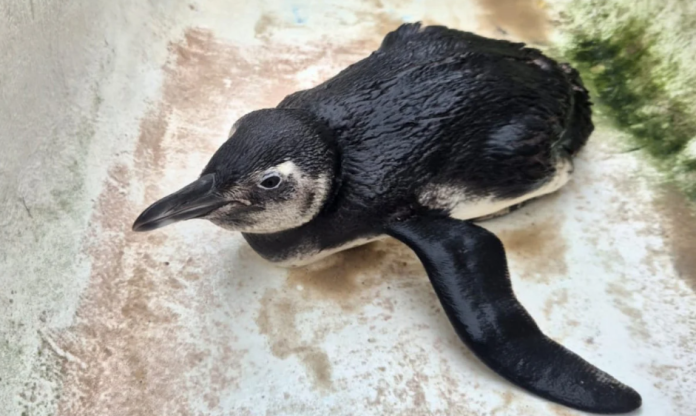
385,213,641,414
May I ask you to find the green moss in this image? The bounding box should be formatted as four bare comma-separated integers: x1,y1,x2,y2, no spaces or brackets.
554,8,696,199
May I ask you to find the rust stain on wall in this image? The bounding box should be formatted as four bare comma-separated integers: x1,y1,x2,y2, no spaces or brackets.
257,239,427,391
255,13,281,37
647,362,688,409
547,403,579,416
475,0,551,43
497,215,568,284
654,187,696,293
365,11,405,40
287,239,423,309
256,290,334,390
606,281,651,341
542,288,569,320
490,390,516,415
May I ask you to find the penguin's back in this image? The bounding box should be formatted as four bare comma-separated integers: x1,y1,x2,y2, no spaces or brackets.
278,23,593,209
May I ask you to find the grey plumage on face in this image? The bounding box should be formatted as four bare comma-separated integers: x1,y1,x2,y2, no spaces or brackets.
205,158,333,233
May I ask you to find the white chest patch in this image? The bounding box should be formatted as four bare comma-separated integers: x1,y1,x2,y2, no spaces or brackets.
418,159,573,220
274,235,387,268
274,159,573,268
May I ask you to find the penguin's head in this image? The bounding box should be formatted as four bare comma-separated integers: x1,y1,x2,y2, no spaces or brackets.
132,109,338,234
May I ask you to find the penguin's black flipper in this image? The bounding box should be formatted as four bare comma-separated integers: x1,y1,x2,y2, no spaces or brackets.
385,214,641,414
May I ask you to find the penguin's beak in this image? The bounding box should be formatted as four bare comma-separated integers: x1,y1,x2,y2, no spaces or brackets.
132,174,228,232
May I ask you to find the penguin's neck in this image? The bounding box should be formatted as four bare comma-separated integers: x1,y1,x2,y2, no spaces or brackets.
292,109,344,214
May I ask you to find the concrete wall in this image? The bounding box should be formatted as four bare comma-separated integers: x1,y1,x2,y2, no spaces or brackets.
0,2,184,414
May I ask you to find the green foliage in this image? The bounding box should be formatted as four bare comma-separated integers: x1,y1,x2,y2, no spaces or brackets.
559,16,696,198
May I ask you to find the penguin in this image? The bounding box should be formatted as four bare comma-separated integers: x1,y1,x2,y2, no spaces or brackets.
132,23,641,414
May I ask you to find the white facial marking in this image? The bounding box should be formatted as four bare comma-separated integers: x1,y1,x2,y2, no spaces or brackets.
275,161,297,176
211,160,332,234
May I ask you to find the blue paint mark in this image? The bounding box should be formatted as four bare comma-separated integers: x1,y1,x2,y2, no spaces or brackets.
291,6,306,24
402,14,415,22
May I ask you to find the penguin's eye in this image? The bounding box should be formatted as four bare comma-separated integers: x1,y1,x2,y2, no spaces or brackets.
259,173,282,189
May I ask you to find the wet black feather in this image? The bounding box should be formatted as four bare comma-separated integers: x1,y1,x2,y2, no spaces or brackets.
241,22,593,260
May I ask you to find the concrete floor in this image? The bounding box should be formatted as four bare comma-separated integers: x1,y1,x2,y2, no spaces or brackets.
1,1,695,415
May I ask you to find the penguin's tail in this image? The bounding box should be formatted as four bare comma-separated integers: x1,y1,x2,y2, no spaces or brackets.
559,63,594,157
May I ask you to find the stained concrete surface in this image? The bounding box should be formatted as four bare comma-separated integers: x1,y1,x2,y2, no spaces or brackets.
1,1,695,415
